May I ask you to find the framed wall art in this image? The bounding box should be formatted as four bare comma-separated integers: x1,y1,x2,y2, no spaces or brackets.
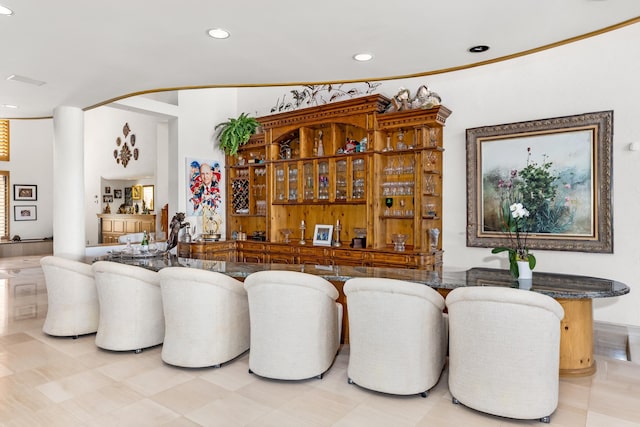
466,110,613,253
14,205,37,221
124,187,132,206
13,184,37,201
132,185,142,200
313,224,333,246
114,189,122,199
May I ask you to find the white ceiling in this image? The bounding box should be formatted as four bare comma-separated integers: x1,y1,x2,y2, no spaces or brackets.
1,0,639,119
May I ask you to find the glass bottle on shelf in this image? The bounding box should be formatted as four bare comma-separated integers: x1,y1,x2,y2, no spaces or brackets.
275,165,285,201
318,161,329,200
336,159,347,200
383,134,393,152
396,129,407,150
303,162,314,200
288,164,298,200
317,131,324,156
352,158,365,199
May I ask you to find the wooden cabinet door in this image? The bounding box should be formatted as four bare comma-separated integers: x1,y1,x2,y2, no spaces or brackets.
140,217,156,233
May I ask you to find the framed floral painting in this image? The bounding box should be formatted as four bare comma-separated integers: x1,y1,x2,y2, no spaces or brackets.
466,110,613,253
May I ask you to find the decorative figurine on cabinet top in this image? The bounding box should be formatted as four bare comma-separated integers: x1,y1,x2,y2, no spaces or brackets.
167,212,187,252
385,84,442,113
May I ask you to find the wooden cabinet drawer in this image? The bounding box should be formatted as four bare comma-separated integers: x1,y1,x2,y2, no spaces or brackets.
267,254,297,264
241,253,265,263
266,244,296,255
298,246,329,265
365,251,417,267
331,248,364,266
298,246,328,257
238,242,265,252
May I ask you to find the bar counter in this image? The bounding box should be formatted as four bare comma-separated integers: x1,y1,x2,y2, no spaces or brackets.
94,253,630,377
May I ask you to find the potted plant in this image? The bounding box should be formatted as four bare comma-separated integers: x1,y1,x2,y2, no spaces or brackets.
214,113,261,156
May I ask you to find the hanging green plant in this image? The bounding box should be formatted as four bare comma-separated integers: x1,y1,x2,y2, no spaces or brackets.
214,113,261,156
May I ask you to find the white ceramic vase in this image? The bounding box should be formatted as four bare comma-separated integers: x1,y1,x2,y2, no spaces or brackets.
517,260,533,279
517,260,533,289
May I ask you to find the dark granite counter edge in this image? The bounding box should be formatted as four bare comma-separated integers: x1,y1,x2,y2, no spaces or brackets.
93,255,631,300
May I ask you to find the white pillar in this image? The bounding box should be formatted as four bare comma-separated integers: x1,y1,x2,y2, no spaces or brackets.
53,106,85,259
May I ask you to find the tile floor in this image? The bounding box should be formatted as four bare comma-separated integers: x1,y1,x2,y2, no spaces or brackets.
1,255,640,426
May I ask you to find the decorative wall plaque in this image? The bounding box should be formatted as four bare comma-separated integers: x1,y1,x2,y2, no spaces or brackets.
114,122,139,168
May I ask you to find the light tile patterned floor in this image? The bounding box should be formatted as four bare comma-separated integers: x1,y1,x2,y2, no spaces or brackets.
1,256,639,426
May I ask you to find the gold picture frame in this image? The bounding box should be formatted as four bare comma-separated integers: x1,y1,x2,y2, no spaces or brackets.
466,110,613,253
132,185,142,200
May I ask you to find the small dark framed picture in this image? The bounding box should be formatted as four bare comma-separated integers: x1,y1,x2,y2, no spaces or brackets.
104,186,111,194
14,184,37,201
14,205,37,221
114,189,122,199
103,195,114,203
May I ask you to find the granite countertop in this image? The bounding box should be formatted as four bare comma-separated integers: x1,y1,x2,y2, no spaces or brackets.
92,254,630,300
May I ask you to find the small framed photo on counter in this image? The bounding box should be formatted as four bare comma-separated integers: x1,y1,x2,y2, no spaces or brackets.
313,224,333,246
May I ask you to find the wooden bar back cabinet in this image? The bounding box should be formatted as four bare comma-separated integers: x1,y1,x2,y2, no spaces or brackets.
184,95,451,271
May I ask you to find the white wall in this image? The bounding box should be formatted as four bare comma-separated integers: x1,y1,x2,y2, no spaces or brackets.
3,119,53,240
84,107,160,244
237,23,640,326
173,89,237,235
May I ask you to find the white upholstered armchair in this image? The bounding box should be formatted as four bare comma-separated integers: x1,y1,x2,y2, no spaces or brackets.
159,267,250,368
343,277,448,397
243,270,343,380
92,261,164,352
446,286,564,423
40,256,99,337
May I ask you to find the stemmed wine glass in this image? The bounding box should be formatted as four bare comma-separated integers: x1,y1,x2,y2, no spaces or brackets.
385,197,393,216
280,228,293,243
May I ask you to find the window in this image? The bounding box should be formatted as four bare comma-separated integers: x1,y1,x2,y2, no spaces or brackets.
0,120,9,239
0,120,8,161
0,171,8,240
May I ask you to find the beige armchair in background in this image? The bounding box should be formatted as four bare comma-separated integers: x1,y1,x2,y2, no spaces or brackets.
92,261,164,353
159,267,250,368
40,256,99,338
243,270,343,380
344,277,448,397
446,286,564,424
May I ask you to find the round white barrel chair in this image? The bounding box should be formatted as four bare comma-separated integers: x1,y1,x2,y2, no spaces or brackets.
446,286,565,424
243,270,343,380
40,256,99,338
159,267,250,368
92,261,164,353
344,277,448,397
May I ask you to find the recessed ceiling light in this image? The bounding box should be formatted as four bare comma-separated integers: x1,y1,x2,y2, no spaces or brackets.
353,53,373,62
0,5,13,15
208,28,230,39
468,45,490,53
1,104,18,109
